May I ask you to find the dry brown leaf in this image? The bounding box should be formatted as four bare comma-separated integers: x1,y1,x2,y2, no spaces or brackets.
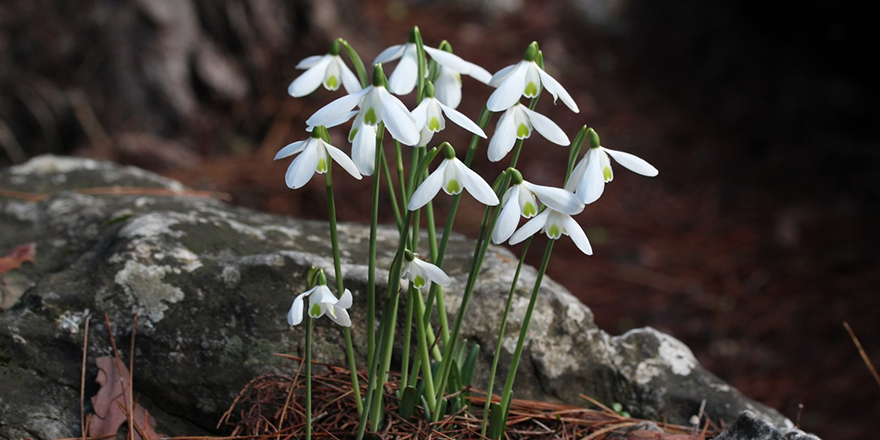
89,356,164,440
0,243,36,273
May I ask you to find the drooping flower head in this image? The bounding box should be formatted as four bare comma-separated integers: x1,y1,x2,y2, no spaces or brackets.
487,103,570,162
492,168,584,244
288,39,362,97
287,269,353,327
307,64,420,176
374,28,492,98
509,205,593,256
411,81,486,146
402,250,451,289
275,126,362,189
487,42,579,113
408,143,500,211
565,128,659,204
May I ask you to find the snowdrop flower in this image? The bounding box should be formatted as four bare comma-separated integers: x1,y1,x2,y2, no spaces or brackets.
307,65,419,175
565,128,658,204
509,205,593,255
402,250,451,289
492,169,584,244
288,40,362,97
287,284,353,327
487,103,569,162
411,81,486,146
408,144,499,211
374,30,491,97
487,42,579,113
275,127,362,189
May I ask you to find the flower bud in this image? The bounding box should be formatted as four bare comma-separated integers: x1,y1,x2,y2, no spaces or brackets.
587,128,601,149
442,142,456,159
506,167,524,185
372,64,388,87
523,41,540,62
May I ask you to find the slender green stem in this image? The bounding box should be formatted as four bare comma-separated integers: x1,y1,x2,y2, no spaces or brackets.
366,128,385,368
380,150,403,231
370,292,399,426
497,241,555,429
304,313,313,440
324,164,363,415
480,236,532,434
338,39,369,88
357,292,397,440
565,126,588,184
411,287,438,413
395,140,408,207
399,283,414,393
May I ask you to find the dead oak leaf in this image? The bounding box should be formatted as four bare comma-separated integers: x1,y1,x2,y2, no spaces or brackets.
0,243,36,273
90,356,164,440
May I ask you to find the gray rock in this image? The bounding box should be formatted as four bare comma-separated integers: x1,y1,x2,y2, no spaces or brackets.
0,156,792,437
716,411,820,440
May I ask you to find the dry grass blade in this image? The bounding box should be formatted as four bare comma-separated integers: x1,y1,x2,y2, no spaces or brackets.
844,321,880,389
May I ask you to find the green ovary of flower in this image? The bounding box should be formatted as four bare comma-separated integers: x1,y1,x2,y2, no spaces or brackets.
522,202,536,217
446,179,461,193
429,116,441,131
326,75,338,89
517,123,530,138
364,108,378,125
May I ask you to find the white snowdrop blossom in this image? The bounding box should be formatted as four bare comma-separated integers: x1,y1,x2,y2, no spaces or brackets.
306,67,420,175
402,252,451,289
287,285,353,327
275,131,362,189
288,44,362,97
487,43,579,113
487,103,570,162
492,176,584,244
509,206,593,255
374,40,491,97
565,130,658,204
408,147,499,211
411,85,486,146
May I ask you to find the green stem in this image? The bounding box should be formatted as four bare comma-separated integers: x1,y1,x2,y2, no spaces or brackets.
411,287,438,413
325,165,363,415
395,140,408,208
305,313,312,440
480,236,532,435
400,282,414,394
497,240,555,429
366,127,385,368
380,150,403,231
338,39,369,88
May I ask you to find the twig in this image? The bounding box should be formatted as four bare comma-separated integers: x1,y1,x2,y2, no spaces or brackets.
843,321,880,389
130,309,140,440
81,316,91,440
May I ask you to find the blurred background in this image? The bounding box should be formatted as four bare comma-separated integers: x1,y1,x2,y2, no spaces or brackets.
0,0,877,438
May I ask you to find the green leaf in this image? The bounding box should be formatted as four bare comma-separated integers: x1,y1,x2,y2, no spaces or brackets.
487,402,505,440
461,343,480,387
399,386,418,420
420,395,432,421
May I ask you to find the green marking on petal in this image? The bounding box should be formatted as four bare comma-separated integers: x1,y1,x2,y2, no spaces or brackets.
446,179,461,194
524,81,538,97
603,166,612,181
326,75,338,89
310,304,322,317
455,73,462,85
364,108,378,125
349,128,358,142
414,275,425,288
517,123,530,138
317,157,328,173
428,116,441,131
548,224,561,238
522,202,537,217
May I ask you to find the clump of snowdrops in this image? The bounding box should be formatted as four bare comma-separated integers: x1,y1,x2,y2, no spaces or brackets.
276,27,658,439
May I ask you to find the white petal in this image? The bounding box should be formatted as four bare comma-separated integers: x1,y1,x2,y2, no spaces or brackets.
464,61,492,84
524,64,542,98
325,142,364,180
537,68,579,113
603,147,659,177
274,141,306,160
454,159,499,206
351,123,377,176
424,46,473,75
565,154,588,192
487,62,528,112
289,56,333,97
489,64,517,87
575,149,606,204
563,215,592,255
306,87,370,127
487,108,517,162
418,127,435,147
510,210,550,245
401,261,412,279
296,55,325,69
288,289,315,326
310,110,357,132
373,44,406,64
492,186,522,244
327,307,352,327
410,100,430,129
379,88,420,145
521,107,569,145
285,141,319,189
416,259,451,287
408,160,448,211
434,68,462,109
388,45,418,95
338,289,353,308
522,181,583,215
340,61,363,94
438,102,486,138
